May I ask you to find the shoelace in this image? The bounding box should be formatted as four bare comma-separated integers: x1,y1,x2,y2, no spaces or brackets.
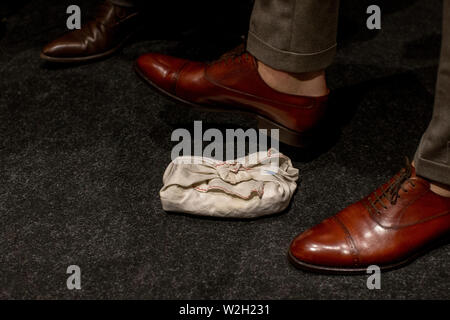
369,158,416,212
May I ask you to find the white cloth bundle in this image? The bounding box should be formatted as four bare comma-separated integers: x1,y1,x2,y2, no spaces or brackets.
160,149,299,218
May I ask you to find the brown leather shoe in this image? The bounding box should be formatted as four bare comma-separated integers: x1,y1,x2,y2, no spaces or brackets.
135,48,329,147
289,160,450,274
41,1,139,63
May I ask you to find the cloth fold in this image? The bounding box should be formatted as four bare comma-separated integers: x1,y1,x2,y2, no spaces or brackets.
160,149,299,218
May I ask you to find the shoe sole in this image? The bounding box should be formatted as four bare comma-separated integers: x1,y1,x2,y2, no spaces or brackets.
134,63,317,147
287,234,450,275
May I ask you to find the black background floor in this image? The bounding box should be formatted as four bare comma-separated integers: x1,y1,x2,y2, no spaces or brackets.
1,0,449,299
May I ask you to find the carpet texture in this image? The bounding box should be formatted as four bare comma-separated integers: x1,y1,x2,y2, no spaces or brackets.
0,0,449,299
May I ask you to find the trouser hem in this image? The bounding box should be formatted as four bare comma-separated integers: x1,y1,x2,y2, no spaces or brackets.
246,31,336,73
414,147,450,186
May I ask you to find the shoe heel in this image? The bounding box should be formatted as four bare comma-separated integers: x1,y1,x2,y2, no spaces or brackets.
257,116,313,148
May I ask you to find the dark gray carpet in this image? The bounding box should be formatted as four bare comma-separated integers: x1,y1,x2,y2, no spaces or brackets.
0,0,449,299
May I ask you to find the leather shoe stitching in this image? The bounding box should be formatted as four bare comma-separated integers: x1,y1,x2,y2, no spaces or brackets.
366,189,448,229
333,216,361,266
173,61,191,95
204,67,315,110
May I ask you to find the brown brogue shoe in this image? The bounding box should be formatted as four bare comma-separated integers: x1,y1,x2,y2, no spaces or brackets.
135,49,329,147
41,1,139,63
289,160,450,273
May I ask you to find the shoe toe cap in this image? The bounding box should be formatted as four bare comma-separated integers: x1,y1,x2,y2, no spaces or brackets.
41,39,88,60
136,53,190,94
289,216,359,269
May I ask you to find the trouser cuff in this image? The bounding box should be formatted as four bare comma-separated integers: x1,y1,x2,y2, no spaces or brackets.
414,146,450,186
247,31,337,73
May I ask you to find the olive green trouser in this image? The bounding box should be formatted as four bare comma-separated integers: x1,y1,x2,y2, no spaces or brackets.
248,0,449,185
247,0,340,73
413,1,450,185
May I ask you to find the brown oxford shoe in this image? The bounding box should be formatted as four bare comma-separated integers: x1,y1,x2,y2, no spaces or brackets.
135,48,329,147
41,1,139,63
288,160,450,274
